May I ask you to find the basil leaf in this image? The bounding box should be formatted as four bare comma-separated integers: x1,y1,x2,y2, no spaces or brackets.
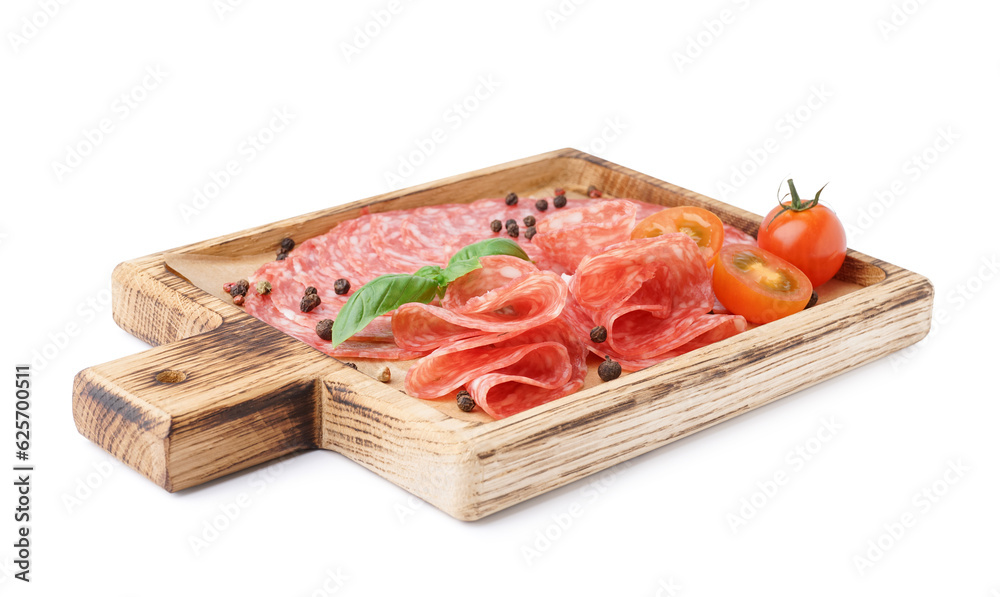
441,238,530,284
330,274,441,348
414,265,446,286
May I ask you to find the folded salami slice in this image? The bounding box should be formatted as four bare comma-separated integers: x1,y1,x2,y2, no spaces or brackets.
392,255,567,351
405,319,588,419
532,199,638,273
568,234,746,369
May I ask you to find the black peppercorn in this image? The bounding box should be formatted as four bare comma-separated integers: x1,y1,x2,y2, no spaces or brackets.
279,237,295,252
505,192,518,206
525,226,536,240
523,215,536,227
304,286,317,296
535,199,548,212
276,252,288,261
230,279,249,298
805,291,819,309
505,218,516,229
507,223,519,238
334,278,351,295
341,361,358,370
300,293,321,313
316,319,334,341
590,326,608,343
598,355,622,381
553,195,567,208
457,390,475,412
491,219,502,233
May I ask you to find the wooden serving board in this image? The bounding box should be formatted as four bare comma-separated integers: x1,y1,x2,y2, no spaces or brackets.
73,149,933,520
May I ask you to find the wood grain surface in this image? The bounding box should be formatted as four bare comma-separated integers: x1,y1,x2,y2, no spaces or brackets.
73,148,934,520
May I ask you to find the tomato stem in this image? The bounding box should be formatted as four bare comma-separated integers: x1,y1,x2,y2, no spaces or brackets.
764,178,829,230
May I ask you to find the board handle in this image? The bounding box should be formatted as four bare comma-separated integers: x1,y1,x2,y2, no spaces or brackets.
72,319,337,492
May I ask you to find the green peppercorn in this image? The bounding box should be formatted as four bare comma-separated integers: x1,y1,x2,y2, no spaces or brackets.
505,192,518,206
523,215,536,227
598,355,622,381
535,199,549,212
255,280,272,295
553,195,567,208
334,278,351,295
491,219,502,233
457,390,475,412
590,326,607,343
316,319,334,341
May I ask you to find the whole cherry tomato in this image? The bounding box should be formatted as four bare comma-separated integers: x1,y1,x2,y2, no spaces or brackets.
758,179,846,288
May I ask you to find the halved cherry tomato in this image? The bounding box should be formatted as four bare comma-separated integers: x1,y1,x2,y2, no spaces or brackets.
631,206,724,265
713,244,813,324
758,179,846,287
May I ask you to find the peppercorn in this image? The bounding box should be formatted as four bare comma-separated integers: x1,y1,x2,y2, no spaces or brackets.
343,361,358,370
491,219,503,233
554,188,565,197
315,319,334,341
587,185,602,198
805,291,819,309
300,292,321,313
233,294,245,307
535,199,549,212
305,286,317,296
230,279,249,298
457,390,475,412
279,237,295,253
507,223,519,238
525,226,537,240
590,325,608,343
376,366,391,383
276,252,288,261
256,280,272,295
598,355,622,381
505,218,517,229
553,195,567,208
505,192,518,206
222,282,234,294
523,215,536,227
334,278,351,295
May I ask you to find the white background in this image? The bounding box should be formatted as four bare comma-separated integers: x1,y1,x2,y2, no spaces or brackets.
2,0,998,595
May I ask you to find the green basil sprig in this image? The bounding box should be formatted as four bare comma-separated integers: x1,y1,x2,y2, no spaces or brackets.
329,238,529,348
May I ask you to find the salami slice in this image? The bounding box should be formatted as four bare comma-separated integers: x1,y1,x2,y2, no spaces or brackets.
532,199,638,273
392,256,568,351
723,223,757,247
568,234,746,367
405,319,587,419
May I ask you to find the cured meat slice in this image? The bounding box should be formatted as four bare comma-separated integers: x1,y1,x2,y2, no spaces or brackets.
532,200,638,273
405,319,588,419
723,223,757,246
568,234,746,368
392,256,568,351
